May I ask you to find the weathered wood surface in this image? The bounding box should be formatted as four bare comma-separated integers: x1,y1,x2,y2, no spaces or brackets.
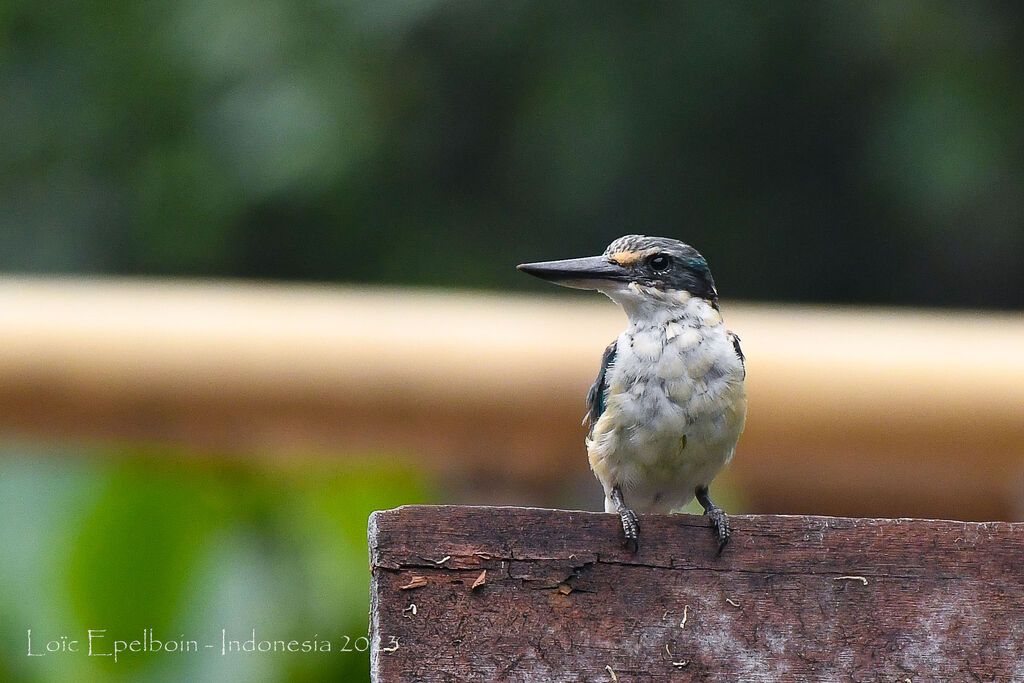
369,505,1024,682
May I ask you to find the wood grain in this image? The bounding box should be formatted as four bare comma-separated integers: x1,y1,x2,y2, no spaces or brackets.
369,505,1024,682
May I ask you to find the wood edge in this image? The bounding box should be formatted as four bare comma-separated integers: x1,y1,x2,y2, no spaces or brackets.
368,510,383,682
367,504,1022,529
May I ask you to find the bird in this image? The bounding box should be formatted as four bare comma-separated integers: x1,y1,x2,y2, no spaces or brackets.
517,235,746,553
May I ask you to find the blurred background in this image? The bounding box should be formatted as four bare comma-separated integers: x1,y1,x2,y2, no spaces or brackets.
2,1,1023,680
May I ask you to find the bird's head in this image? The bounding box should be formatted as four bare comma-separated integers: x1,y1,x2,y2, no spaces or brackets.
518,235,719,317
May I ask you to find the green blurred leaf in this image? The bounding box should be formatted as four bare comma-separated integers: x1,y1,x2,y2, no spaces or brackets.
66,457,231,670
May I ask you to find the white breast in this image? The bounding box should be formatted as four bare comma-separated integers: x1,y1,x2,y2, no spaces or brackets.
587,297,747,513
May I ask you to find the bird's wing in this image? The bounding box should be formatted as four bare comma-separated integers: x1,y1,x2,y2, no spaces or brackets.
585,340,617,433
727,330,746,379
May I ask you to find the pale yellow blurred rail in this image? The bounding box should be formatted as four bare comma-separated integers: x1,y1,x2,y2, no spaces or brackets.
2,276,1023,520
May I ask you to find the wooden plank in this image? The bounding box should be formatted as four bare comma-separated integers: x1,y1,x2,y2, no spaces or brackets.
3,277,1024,519
369,505,1024,682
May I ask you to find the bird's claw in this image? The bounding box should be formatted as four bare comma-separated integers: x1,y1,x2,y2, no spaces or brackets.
619,508,640,553
695,485,730,555
706,506,730,555
610,486,640,552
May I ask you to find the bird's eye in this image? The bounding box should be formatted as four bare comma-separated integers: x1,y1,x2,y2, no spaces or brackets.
648,254,670,271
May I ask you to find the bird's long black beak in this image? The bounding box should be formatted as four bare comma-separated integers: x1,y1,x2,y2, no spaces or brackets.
517,255,630,290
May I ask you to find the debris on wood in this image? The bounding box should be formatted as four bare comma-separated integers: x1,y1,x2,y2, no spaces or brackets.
471,570,487,590
557,583,572,595
834,575,869,586
399,576,428,591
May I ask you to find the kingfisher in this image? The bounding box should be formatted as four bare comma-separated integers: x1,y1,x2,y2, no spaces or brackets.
518,235,746,553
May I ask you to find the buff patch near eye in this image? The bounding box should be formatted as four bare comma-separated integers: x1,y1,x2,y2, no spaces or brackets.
611,249,657,266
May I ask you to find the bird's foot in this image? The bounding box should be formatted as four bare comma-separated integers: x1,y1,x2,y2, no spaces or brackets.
610,486,640,553
705,506,730,555
696,485,730,555
619,507,640,553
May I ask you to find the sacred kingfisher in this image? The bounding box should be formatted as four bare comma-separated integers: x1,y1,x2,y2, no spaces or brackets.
518,235,746,553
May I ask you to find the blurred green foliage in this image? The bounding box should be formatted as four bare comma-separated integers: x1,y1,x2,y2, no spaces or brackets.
0,447,434,682
2,1,1023,307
